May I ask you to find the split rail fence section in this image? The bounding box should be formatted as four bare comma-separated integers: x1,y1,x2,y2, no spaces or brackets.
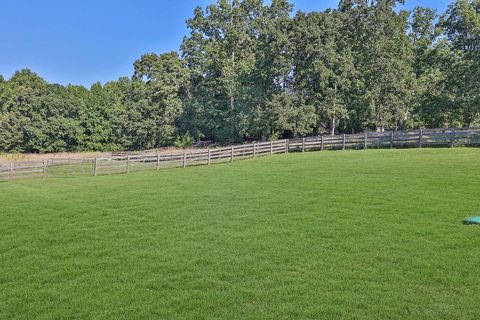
1,127,479,181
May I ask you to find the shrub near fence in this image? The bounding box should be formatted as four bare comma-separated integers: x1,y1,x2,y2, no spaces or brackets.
1,127,479,182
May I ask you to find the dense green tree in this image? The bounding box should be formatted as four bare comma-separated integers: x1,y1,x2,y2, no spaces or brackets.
290,10,355,135
409,7,459,127
184,0,305,141
0,70,85,152
130,52,190,148
181,0,264,143
343,0,415,132
245,0,307,140
79,83,120,151
442,0,480,126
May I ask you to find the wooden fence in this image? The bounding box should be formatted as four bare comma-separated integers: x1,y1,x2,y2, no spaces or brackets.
1,127,479,182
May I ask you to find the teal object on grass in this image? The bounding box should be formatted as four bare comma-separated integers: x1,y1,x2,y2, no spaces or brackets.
464,217,480,225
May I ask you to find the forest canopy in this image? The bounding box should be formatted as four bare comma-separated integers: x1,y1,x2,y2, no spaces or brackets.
0,0,479,153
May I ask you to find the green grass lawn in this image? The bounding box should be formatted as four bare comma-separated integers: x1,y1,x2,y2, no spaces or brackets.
1,148,480,319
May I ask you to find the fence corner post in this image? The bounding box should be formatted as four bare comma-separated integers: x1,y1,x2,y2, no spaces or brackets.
93,158,98,177
451,128,455,148
9,161,14,181
42,159,48,179
419,128,423,148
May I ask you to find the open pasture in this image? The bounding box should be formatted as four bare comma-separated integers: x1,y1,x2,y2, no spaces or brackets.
1,149,479,319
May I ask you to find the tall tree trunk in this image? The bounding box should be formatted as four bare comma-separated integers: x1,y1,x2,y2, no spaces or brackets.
230,52,236,141
463,108,473,128
331,82,338,136
375,103,384,132
230,52,235,112
331,115,336,136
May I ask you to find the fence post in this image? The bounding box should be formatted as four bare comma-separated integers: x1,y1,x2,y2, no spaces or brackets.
93,158,98,177
342,134,346,150
321,135,325,151
183,151,187,168
42,159,47,179
208,149,211,165
419,128,423,148
302,138,306,152
451,128,455,148
364,132,368,149
390,131,394,149
270,141,273,155
231,146,234,162
156,151,160,171
9,161,14,181
127,155,130,173
285,139,289,154
253,144,256,157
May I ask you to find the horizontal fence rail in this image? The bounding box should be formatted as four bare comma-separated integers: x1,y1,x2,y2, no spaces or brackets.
1,127,479,182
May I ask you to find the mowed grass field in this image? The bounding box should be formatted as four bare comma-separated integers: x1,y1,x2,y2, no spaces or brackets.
1,149,480,319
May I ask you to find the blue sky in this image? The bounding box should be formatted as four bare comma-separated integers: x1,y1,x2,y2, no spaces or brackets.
0,0,452,87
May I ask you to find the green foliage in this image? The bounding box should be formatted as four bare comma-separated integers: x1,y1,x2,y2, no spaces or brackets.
441,0,480,126
0,0,479,152
173,132,194,149
290,10,355,134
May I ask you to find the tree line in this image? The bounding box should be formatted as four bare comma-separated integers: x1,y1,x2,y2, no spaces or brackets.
0,0,479,153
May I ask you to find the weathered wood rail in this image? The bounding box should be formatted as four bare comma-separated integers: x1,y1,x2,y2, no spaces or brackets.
1,127,479,181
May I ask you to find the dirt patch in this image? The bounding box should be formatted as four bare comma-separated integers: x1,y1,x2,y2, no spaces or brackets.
0,147,209,163
0,151,111,162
